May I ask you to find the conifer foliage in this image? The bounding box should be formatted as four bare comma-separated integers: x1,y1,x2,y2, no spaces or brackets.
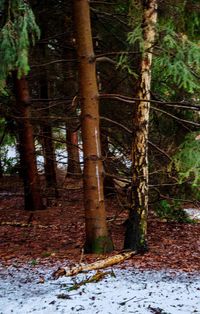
0,0,40,91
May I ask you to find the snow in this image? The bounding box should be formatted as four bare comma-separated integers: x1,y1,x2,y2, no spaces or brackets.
0,264,200,314
184,208,200,221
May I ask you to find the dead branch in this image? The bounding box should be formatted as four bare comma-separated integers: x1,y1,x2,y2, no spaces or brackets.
96,56,116,65
100,93,200,109
67,270,114,291
149,141,171,161
152,106,200,127
53,251,136,279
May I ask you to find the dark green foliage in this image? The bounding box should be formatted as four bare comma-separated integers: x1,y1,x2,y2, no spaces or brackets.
155,199,194,223
0,0,40,93
170,132,200,186
153,21,200,94
122,1,200,96
184,1,200,40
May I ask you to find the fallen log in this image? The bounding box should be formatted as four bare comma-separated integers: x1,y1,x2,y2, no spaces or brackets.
53,251,136,279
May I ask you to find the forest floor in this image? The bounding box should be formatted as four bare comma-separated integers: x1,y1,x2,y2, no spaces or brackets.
0,175,200,313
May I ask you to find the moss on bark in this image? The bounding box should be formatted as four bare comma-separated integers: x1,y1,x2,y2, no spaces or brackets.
85,236,114,254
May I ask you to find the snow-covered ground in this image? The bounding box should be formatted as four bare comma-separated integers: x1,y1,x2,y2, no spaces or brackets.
0,264,200,314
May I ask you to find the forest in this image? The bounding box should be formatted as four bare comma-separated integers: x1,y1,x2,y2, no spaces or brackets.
0,1,200,313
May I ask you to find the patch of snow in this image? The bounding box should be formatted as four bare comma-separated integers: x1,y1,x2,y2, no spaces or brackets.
0,264,200,314
184,208,200,221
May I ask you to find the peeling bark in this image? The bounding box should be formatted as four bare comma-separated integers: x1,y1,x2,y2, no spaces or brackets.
73,0,113,253
124,0,158,252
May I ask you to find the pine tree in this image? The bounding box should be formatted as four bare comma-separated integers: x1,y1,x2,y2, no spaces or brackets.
73,0,113,253
0,0,44,210
0,0,40,92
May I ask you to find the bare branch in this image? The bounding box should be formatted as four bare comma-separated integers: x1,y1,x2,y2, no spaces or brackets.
152,106,200,127
100,116,132,134
148,141,171,161
31,59,77,68
101,116,171,160
96,56,116,65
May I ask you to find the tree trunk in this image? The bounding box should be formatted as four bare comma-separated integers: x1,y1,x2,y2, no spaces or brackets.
124,0,158,252
66,128,82,177
0,129,5,177
101,133,115,197
0,156,3,177
13,74,44,211
73,0,113,253
40,78,58,198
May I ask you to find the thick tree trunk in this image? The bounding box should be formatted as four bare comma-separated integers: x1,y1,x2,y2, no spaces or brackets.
40,78,58,198
66,128,82,177
73,0,113,253
124,0,158,252
13,74,44,211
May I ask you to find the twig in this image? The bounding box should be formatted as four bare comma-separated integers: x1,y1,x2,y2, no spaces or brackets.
119,296,147,306
152,106,200,127
79,248,84,264
100,116,132,134
148,141,171,161
31,59,77,68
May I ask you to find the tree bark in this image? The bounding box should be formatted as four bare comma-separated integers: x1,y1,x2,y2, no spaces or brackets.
0,157,3,177
101,133,115,197
73,0,113,253
13,74,44,211
124,0,158,252
66,128,82,177
0,124,7,177
40,78,58,198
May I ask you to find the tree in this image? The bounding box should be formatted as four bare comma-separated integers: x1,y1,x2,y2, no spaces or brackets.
0,0,40,92
13,74,44,210
0,0,44,210
73,0,113,253
124,0,158,252
40,76,58,198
